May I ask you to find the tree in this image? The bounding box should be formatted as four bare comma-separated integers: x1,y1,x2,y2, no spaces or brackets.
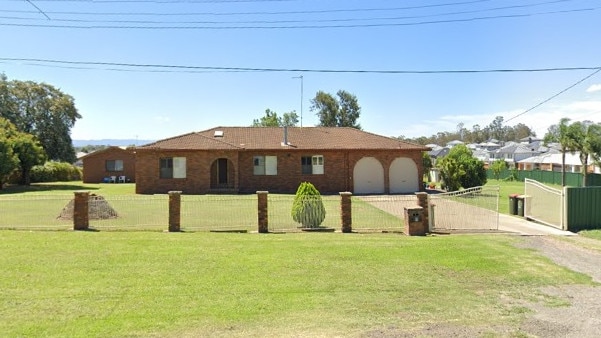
310,90,361,129
567,121,601,186
0,118,20,189
291,182,326,228
0,137,18,190
0,75,81,162
12,133,47,185
491,159,507,180
437,144,486,191
252,109,299,127
422,151,433,182
544,118,579,186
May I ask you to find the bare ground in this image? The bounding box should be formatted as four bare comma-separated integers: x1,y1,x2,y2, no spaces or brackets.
378,235,601,338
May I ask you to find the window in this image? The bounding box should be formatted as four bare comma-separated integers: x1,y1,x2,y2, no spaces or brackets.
160,157,186,179
106,160,123,172
301,155,324,175
253,155,277,175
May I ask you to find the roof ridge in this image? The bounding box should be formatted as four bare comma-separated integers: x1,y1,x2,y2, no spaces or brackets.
195,132,244,149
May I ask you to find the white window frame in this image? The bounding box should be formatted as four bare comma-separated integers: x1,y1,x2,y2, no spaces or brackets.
254,155,277,175
106,159,124,172
312,155,324,175
160,157,186,179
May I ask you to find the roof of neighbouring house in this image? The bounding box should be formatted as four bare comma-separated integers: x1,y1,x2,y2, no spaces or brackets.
138,127,430,151
80,146,134,159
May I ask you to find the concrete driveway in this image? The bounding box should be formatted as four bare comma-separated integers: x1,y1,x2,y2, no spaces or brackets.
498,213,574,236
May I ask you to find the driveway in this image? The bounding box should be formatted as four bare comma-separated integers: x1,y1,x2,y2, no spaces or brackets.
498,213,574,236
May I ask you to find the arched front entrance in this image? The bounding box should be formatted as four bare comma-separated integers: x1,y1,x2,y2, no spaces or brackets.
210,158,235,190
389,157,419,193
353,157,385,194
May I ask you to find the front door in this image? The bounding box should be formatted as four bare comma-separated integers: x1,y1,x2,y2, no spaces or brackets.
218,158,228,184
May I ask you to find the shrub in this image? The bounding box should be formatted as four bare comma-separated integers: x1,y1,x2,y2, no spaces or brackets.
291,182,326,228
30,161,82,182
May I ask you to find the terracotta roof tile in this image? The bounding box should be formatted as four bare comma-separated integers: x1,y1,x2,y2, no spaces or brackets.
139,127,428,151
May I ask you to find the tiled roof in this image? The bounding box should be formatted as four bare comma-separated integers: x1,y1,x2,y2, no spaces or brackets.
139,127,429,151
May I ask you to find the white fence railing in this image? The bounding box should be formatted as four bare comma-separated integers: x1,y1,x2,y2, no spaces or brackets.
524,178,566,230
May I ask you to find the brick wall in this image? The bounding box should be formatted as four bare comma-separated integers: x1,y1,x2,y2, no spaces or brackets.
135,148,424,195
82,147,136,183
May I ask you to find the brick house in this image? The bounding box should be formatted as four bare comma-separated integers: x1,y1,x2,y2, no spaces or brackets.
82,146,136,183
135,127,429,195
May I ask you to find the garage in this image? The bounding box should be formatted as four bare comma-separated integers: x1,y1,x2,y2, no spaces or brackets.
389,157,419,194
353,157,385,194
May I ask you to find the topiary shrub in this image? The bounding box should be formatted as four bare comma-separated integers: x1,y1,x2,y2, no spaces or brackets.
291,182,326,228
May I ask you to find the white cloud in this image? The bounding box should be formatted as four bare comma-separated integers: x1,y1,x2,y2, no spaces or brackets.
396,99,601,141
586,84,601,93
153,116,171,123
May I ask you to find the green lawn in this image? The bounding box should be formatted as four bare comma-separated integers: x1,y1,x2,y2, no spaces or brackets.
0,231,593,337
0,182,404,231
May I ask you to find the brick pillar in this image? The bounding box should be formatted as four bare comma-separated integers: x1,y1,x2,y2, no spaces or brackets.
257,191,268,233
73,191,89,231
340,192,352,233
415,192,429,232
168,191,182,232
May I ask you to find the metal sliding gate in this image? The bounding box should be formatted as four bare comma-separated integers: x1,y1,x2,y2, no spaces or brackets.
429,186,500,231
524,178,566,230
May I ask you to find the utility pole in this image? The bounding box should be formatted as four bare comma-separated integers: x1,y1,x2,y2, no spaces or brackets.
292,75,303,127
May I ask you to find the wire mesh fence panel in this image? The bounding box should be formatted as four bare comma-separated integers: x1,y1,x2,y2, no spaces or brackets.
0,195,73,230
524,178,564,229
88,195,168,231
352,195,414,231
429,186,499,231
181,195,257,232
268,194,340,232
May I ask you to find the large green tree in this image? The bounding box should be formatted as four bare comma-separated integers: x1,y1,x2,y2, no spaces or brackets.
566,121,601,187
310,90,361,129
0,75,80,162
252,109,299,127
0,118,20,189
437,144,487,191
544,118,579,186
12,133,47,185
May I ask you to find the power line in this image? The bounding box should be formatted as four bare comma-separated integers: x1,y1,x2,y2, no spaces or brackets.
1,57,599,74
505,68,601,123
0,0,582,25
1,7,598,29
23,0,51,20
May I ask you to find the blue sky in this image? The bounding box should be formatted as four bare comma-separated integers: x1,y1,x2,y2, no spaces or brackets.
1,0,601,142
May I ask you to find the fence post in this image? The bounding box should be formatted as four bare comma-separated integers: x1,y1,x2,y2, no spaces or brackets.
168,191,182,232
415,192,429,232
257,191,269,233
73,191,89,231
340,192,352,233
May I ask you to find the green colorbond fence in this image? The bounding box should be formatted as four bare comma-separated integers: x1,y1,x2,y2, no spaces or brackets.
487,169,601,187
566,187,601,231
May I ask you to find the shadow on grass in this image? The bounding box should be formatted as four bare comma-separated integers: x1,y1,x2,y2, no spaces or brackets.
0,183,100,195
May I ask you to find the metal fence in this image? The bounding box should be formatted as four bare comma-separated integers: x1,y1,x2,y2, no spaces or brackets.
428,186,500,231
524,178,565,230
0,192,421,233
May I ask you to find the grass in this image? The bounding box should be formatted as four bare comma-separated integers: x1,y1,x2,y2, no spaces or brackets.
0,182,404,231
578,230,601,241
0,231,593,337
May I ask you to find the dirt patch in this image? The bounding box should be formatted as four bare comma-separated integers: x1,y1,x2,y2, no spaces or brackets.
57,194,119,220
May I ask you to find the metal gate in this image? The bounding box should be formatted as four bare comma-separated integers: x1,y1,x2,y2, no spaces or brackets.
524,178,566,230
429,186,499,231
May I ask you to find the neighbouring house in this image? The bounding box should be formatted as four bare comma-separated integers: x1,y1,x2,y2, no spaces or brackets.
135,126,429,195
490,142,542,165
518,151,600,173
81,146,136,183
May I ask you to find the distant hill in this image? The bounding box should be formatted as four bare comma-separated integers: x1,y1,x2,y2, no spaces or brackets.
72,139,155,147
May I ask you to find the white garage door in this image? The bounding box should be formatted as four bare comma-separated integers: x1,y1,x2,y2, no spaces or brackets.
353,157,385,194
389,157,419,194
